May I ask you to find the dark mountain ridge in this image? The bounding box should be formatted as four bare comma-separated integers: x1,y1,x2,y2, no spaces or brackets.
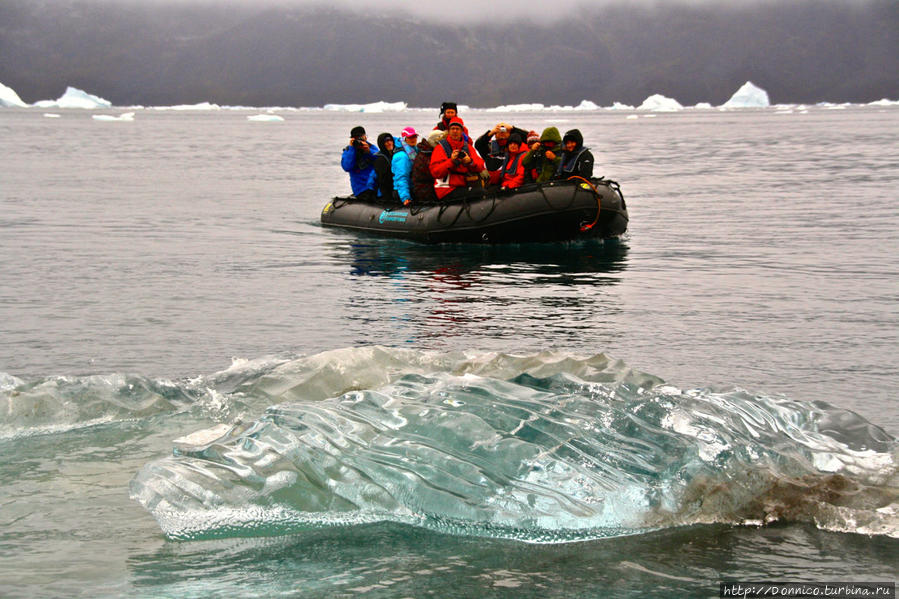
1,0,896,106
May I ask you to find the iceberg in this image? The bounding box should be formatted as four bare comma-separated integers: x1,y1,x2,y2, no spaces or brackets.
1,81,28,107
323,101,407,113
609,102,635,111
92,112,135,122
150,102,221,111
247,114,285,122
818,102,851,110
34,86,112,109
573,99,600,110
722,81,770,108
636,94,683,111
550,100,601,111
128,348,899,543
487,100,602,112
487,103,546,112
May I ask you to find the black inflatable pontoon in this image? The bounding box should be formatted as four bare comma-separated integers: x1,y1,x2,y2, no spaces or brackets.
320,178,628,244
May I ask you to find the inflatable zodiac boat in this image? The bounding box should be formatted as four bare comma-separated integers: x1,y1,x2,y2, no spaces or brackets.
320,178,628,244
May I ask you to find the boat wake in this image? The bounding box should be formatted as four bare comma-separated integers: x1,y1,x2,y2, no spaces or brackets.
117,348,897,542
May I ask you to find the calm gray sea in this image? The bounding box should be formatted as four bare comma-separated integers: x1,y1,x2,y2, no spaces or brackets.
1,106,897,598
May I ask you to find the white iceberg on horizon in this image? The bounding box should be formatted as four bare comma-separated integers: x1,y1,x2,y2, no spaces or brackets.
151,102,221,111
573,100,600,110
323,101,407,113
1,82,28,107
545,101,598,111
637,94,684,111
609,102,635,110
247,114,285,122
92,112,135,122
487,103,545,112
34,86,112,109
722,81,770,108
867,98,899,107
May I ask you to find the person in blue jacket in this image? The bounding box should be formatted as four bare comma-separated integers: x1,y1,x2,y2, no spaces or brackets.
341,125,379,200
392,126,419,205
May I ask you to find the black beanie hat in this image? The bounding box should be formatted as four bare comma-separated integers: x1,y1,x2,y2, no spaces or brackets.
440,102,458,115
350,126,366,138
508,132,524,145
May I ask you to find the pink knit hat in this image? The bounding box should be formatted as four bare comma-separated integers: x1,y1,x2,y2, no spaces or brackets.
401,126,418,139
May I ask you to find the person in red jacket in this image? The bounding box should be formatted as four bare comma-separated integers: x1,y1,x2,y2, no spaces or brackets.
488,132,529,190
429,117,485,201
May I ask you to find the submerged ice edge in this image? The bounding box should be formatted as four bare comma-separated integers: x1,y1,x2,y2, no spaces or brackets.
130,371,898,543
0,371,246,439
0,347,653,434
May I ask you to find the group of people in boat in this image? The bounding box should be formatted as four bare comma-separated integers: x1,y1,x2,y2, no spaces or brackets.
340,102,595,205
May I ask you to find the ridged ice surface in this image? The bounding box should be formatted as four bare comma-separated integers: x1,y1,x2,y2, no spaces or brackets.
129,349,898,542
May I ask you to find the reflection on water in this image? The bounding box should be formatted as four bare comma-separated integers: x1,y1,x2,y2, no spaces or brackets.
342,237,629,280
327,237,630,349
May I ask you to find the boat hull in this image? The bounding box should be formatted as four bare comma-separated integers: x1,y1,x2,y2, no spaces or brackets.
320,179,628,244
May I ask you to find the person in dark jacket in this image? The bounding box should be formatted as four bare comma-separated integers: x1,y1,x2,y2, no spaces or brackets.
370,132,400,201
474,122,530,172
340,125,379,200
434,102,458,131
554,128,595,180
434,101,470,140
410,129,445,205
522,126,562,183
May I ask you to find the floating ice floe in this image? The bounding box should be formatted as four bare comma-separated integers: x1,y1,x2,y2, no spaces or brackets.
151,102,222,111
722,81,770,108
43,113,61,118
637,94,683,111
693,102,713,109
34,86,112,109
609,102,635,111
323,101,407,113
127,348,899,543
487,103,547,112
486,100,604,112
819,102,851,110
247,114,285,122
0,81,28,107
92,112,135,122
